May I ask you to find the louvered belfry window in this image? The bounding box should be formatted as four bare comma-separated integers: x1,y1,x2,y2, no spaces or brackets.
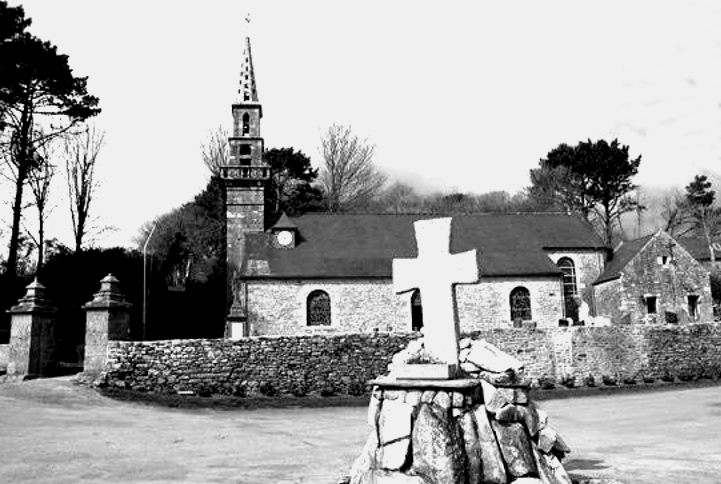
510,287,532,321
307,290,331,326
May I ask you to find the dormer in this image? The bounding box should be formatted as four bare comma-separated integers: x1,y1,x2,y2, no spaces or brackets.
270,213,298,249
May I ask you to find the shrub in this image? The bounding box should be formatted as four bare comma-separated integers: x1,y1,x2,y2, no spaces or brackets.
601,374,618,386
584,373,596,387
320,386,336,397
197,383,213,398
231,382,247,397
560,374,576,388
538,374,556,390
622,375,637,385
291,383,309,397
348,381,366,397
259,381,277,397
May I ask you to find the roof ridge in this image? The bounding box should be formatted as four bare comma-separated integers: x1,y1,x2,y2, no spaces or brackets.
298,211,579,217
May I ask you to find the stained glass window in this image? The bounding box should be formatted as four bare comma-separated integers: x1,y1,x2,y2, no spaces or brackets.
510,287,532,322
557,257,578,320
307,290,331,326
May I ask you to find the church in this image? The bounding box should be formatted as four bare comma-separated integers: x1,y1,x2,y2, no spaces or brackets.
219,35,713,338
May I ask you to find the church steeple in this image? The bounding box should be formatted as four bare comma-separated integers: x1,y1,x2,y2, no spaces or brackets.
236,36,259,104
221,31,268,194
222,28,270,338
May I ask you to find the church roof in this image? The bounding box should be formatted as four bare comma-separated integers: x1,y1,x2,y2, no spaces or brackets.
593,233,654,285
677,236,720,261
245,212,606,279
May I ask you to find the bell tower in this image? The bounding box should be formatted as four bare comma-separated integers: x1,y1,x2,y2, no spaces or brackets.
221,29,269,338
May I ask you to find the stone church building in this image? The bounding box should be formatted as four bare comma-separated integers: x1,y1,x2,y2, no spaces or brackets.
219,35,713,337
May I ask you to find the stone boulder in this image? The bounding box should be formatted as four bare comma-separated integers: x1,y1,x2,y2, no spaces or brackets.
348,337,574,484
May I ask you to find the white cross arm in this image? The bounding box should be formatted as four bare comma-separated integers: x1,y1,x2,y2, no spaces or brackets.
448,249,479,285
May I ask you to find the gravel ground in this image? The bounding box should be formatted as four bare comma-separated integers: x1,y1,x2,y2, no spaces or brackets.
0,376,720,484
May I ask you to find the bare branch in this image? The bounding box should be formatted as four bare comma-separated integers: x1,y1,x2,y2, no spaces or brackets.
200,126,229,177
63,123,105,252
319,124,386,212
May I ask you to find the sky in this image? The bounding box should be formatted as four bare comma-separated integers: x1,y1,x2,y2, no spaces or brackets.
5,0,721,249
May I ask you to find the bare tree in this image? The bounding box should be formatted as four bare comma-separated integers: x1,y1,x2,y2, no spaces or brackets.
319,124,386,212
64,124,104,252
200,126,229,177
25,136,56,270
660,188,692,236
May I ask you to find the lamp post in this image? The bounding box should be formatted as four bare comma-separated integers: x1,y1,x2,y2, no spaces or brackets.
142,222,157,340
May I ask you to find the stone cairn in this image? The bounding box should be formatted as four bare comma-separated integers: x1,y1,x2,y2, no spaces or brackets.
348,337,572,484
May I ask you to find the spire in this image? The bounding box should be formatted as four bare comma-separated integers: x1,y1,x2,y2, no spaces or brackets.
236,15,259,104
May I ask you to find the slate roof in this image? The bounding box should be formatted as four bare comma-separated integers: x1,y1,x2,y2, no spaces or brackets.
677,236,720,261
245,213,606,279
593,234,654,285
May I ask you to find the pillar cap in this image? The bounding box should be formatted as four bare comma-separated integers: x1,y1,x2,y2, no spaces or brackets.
84,274,132,309
8,278,56,314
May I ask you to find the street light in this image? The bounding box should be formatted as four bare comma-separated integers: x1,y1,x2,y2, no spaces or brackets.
142,222,158,340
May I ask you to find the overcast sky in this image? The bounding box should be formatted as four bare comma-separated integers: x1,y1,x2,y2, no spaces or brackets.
7,0,721,248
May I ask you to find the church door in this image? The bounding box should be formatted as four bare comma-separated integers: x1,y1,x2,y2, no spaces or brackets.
411,290,423,331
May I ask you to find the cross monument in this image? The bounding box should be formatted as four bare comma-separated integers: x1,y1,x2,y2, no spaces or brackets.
393,217,479,369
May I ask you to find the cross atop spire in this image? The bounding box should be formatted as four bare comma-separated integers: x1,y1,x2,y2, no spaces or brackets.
236,26,259,104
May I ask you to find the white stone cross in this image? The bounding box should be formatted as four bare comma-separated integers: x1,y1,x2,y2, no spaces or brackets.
393,217,479,367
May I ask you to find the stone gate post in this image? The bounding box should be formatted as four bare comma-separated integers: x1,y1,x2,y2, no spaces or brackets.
7,279,57,379
83,274,132,376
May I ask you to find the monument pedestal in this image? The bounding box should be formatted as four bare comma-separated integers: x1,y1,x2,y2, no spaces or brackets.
349,375,572,484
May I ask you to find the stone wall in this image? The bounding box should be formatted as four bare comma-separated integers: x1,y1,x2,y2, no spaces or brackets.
104,333,416,396
248,277,565,336
0,344,8,371
101,323,721,395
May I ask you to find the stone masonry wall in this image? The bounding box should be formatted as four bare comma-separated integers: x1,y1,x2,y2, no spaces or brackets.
249,278,565,336
102,323,721,395
547,250,606,314
618,232,712,324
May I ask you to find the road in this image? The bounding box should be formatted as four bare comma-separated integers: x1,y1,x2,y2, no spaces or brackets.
0,377,719,483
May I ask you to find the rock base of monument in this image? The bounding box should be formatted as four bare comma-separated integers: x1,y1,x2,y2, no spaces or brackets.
348,340,573,484
388,363,458,380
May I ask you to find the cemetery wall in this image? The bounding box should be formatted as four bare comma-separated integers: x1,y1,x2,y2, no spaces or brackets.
101,323,721,396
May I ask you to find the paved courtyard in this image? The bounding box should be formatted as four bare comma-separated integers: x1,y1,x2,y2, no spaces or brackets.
0,377,720,484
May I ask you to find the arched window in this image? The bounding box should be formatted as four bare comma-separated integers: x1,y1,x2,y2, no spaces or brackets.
307,290,331,326
557,257,578,321
239,145,251,156
411,290,423,331
510,287,532,322
242,113,250,135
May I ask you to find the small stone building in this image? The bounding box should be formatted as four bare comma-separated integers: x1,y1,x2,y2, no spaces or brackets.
593,230,713,324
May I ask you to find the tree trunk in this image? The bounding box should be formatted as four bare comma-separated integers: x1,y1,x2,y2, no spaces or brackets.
603,201,614,246
6,168,26,281
36,209,45,272
6,101,32,281
701,208,716,263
